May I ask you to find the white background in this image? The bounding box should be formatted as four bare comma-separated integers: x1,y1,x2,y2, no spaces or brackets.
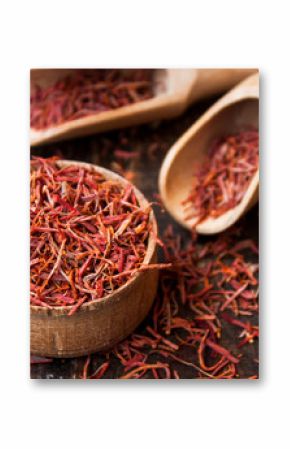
0,0,289,447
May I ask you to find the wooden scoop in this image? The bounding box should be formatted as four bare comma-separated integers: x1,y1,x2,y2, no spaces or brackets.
158,73,259,234
30,68,256,146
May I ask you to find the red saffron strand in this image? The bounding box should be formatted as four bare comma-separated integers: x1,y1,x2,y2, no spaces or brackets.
79,224,258,379
31,69,154,130
183,129,259,223
30,157,164,313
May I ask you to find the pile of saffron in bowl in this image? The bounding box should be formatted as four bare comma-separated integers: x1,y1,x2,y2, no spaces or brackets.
30,157,155,315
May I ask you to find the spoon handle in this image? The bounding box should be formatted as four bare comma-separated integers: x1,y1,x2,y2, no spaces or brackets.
186,68,258,105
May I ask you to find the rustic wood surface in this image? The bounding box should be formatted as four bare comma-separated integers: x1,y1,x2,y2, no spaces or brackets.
30,96,259,379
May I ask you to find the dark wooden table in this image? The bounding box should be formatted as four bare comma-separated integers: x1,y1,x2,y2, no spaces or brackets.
31,97,259,379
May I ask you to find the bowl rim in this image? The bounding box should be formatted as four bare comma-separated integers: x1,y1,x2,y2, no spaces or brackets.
30,159,158,316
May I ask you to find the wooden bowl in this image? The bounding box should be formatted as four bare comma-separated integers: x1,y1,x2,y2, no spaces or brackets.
30,160,158,358
30,68,256,146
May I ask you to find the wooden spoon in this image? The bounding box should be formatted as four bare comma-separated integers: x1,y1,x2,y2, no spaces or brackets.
30,68,256,146
158,73,259,234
